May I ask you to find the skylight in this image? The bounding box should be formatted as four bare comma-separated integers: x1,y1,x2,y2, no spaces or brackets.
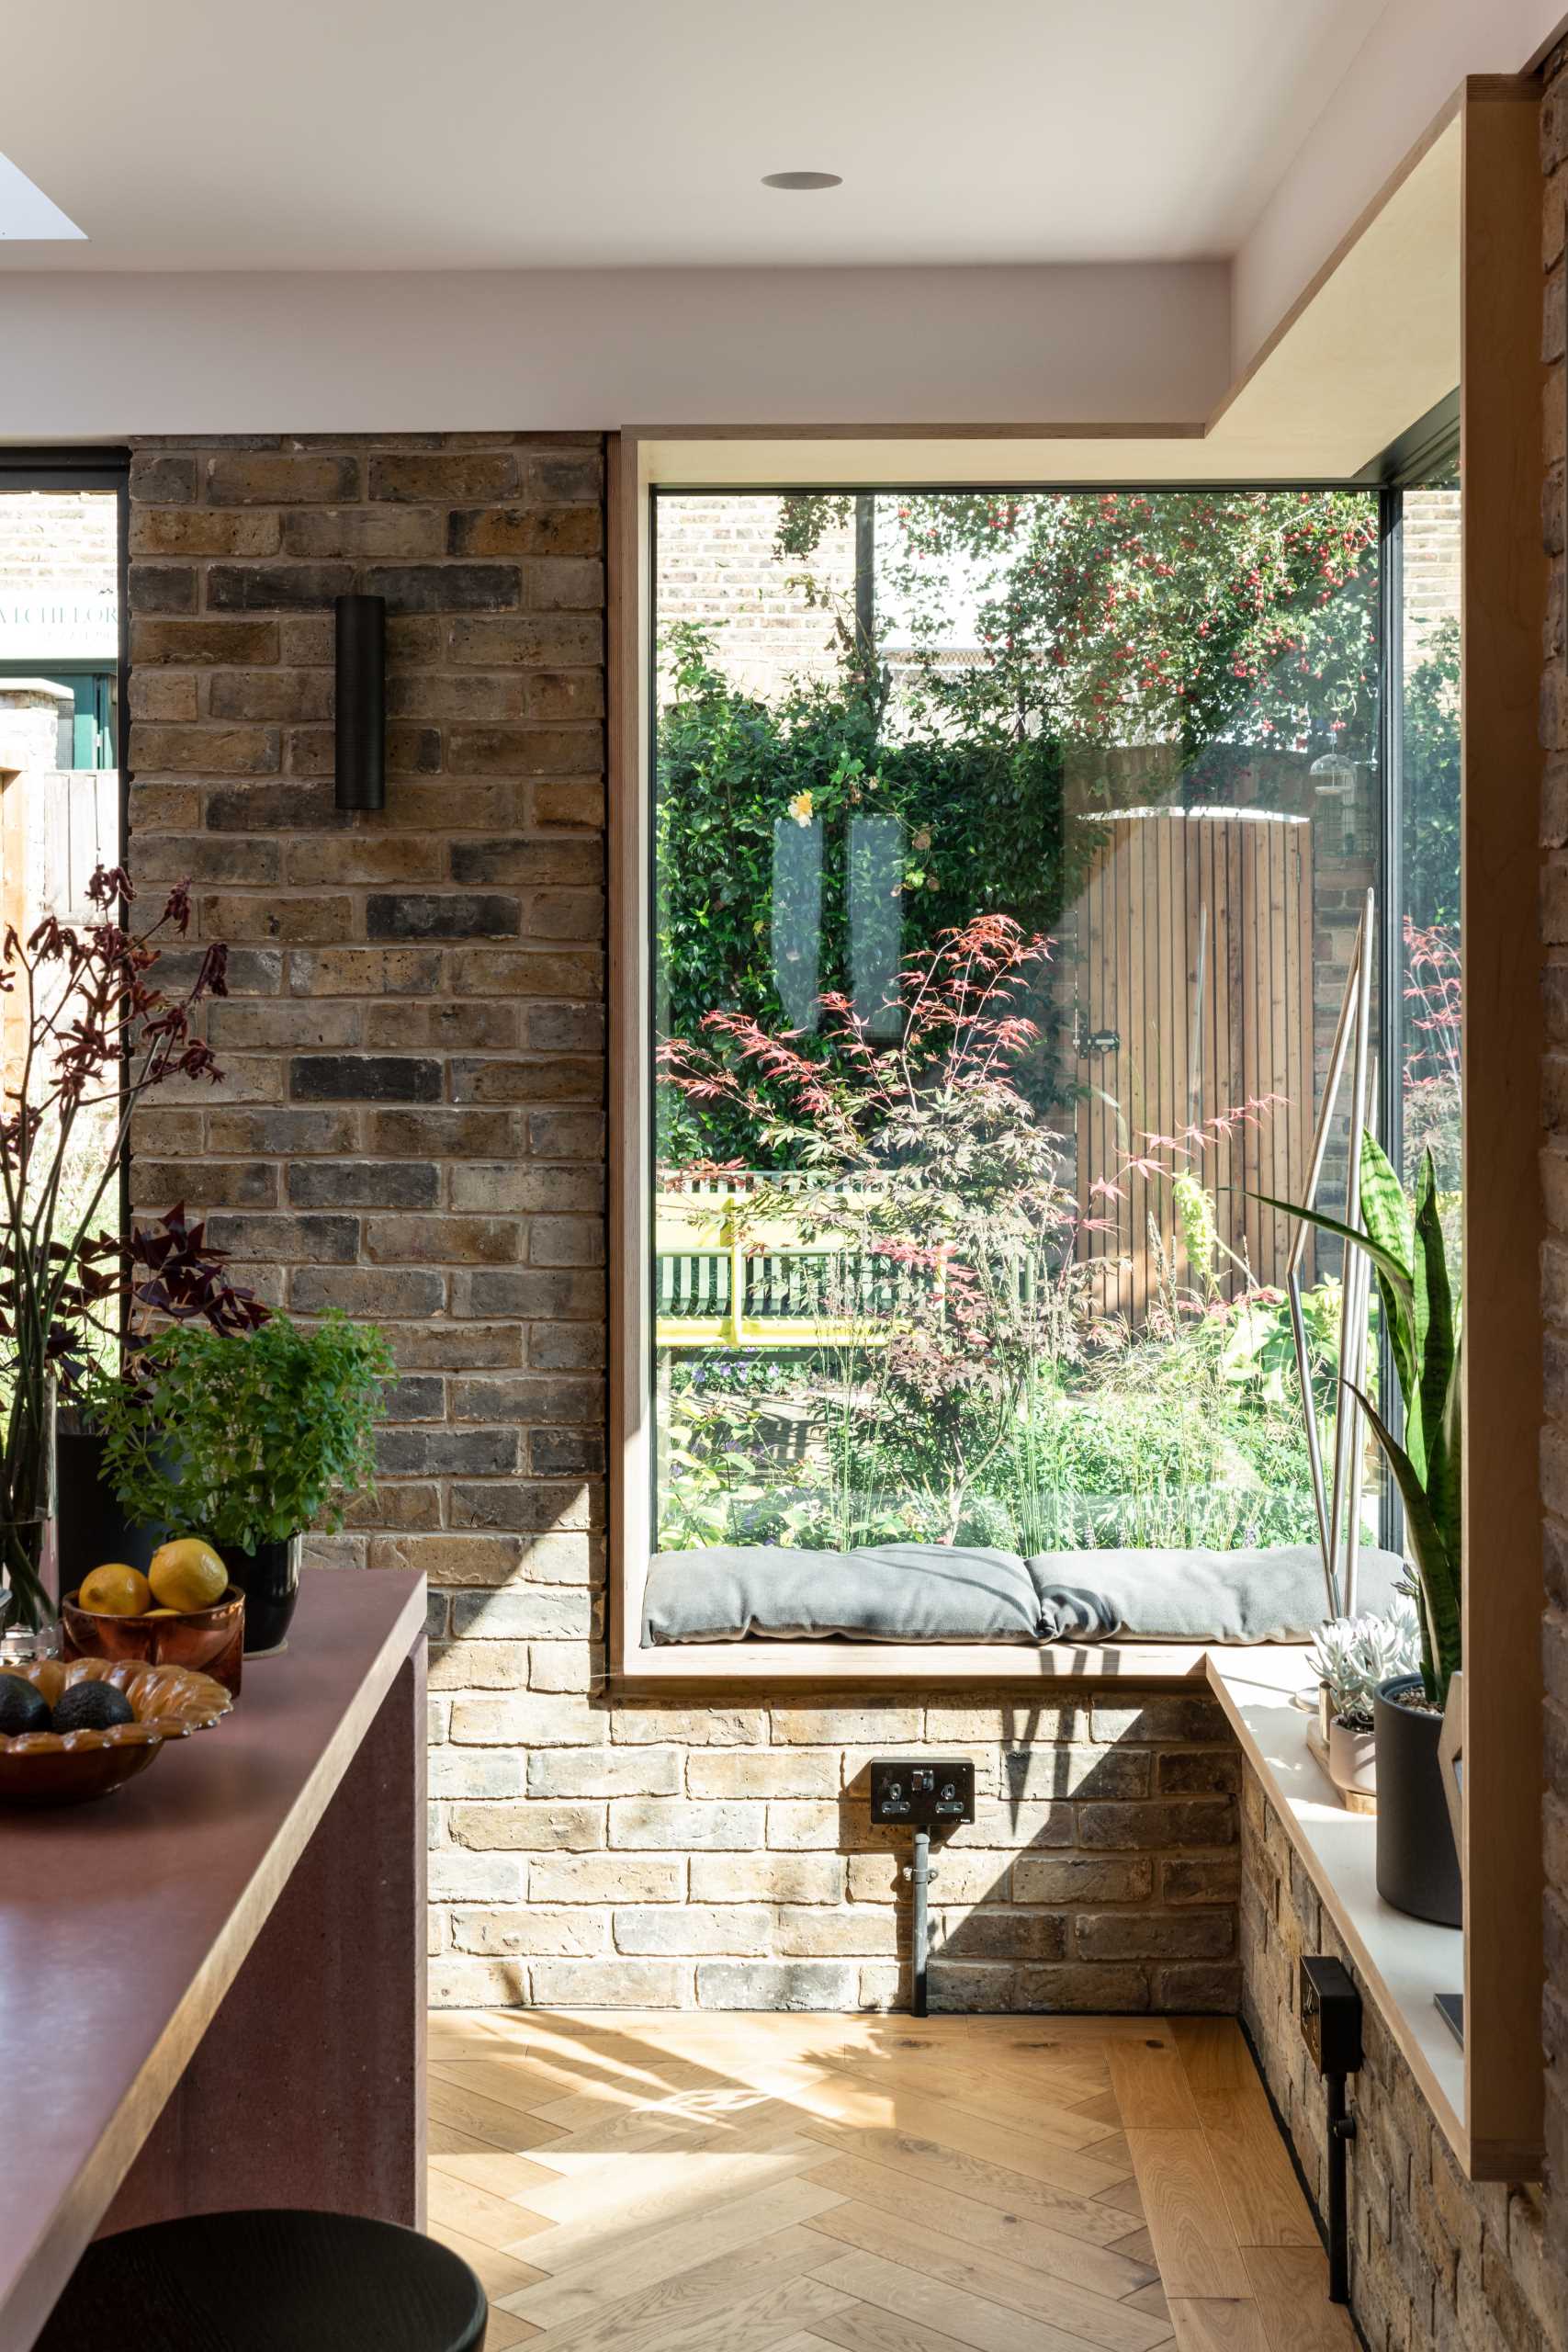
0,150,84,241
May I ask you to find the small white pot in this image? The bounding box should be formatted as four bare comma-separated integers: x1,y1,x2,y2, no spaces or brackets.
1327,1714,1377,1804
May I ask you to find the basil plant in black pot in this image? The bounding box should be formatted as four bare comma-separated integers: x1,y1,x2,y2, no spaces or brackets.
1271,1133,1462,1927
91,1314,394,1654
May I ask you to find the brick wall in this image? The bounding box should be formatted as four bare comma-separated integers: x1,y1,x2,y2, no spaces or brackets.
124,432,1246,2010
1541,27,1568,2346
1240,1764,1558,2352
654,492,854,702
0,489,118,597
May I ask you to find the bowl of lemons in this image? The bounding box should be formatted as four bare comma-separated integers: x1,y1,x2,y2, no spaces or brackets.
61,1539,244,1698
0,1656,233,1806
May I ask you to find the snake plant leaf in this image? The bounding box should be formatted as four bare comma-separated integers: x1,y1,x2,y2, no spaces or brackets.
1357,1131,1414,1276
1346,1378,1461,1702
1409,1148,1457,1487
1359,1132,1419,1441
1253,1192,1416,1303
1422,1329,1463,1628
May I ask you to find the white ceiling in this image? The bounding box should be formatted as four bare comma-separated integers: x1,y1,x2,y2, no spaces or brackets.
0,0,1387,272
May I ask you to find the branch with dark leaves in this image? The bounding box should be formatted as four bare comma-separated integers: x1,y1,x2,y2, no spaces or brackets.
0,870,260,1637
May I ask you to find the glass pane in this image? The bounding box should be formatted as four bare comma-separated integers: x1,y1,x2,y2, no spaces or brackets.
0,492,123,1340
1398,464,1461,1214
652,489,1383,1561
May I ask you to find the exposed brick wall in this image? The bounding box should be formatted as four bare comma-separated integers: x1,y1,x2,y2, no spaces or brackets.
654,492,854,702
1541,33,1568,2352
0,489,118,598
1241,1766,1559,2352
123,431,1247,2010
427,1687,1240,2011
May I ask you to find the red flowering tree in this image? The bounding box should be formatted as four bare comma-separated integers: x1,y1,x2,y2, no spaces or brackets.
783,487,1382,775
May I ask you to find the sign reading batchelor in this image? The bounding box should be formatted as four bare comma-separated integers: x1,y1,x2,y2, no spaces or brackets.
0,581,118,662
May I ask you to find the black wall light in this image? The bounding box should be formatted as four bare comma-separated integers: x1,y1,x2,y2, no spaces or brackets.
334,592,386,811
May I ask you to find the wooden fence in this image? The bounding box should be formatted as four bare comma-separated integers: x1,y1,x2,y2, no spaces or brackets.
654,804,1317,1349
1072,806,1314,1316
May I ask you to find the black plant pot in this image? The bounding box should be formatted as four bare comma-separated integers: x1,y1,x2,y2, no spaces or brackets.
218,1534,302,1657
1373,1673,1462,1928
56,1430,158,1580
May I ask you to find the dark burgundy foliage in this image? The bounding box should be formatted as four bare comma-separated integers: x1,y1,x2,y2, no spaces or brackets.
0,868,265,1633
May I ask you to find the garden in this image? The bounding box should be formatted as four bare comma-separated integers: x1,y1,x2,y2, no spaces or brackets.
651,486,1459,1565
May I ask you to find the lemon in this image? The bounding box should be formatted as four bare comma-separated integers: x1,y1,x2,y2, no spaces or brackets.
148,1538,228,1613
78,1563,152,1617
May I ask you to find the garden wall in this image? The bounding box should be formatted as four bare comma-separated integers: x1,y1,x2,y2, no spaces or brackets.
653,492,856,704
121,432,1247,2008
0,489,118,603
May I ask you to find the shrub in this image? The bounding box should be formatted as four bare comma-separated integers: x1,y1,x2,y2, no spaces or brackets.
94,1313,394,1552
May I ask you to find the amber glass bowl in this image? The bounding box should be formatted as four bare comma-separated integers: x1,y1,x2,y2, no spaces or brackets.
61,1583,245,1698
0,1657,232,1807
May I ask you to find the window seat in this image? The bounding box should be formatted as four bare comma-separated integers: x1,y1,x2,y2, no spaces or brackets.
642,1541,1405,1649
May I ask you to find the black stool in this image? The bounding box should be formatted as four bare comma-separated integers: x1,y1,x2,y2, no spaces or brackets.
37,2208,488,2352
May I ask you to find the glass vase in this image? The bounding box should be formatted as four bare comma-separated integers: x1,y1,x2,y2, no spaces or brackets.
0,1373,61,1664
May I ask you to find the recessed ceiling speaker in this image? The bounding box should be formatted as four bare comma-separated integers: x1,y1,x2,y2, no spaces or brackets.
334,592,386,811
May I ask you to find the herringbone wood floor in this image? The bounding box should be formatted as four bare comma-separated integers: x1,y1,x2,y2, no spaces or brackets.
426,2011,1355,2352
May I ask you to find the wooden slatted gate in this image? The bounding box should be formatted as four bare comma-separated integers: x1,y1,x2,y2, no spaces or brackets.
1073,806,1314,1317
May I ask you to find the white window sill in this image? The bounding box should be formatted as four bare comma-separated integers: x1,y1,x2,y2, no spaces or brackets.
1202,1646,1465,2160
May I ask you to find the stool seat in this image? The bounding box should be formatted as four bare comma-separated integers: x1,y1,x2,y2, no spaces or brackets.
37,2208,488,2352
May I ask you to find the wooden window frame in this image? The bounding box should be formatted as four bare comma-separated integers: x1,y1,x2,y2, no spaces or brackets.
612,439,1383,1692
607,434,1305,1692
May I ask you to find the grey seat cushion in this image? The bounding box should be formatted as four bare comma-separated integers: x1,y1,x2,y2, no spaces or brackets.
1026,1543,1405,1645
642,1544,1041,1645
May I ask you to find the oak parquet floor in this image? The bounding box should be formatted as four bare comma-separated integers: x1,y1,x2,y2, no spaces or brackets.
424,2012,1343,2352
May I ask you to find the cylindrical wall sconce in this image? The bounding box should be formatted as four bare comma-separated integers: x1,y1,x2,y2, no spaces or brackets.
334,593,386,811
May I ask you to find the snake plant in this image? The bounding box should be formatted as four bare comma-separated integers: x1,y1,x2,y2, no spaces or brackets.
1263,1133,1461,1705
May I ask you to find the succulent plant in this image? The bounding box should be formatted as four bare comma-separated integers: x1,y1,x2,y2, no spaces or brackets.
1310,1592,1422,1730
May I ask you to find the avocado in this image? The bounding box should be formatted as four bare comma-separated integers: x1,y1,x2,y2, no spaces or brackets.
0,1674,51,1737
51,1681,136,1735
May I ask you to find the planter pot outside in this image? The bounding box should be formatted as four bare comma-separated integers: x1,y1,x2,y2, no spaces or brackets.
1373,1673,1461,1927
1327,1714,1378,1804
217,1534,302,1656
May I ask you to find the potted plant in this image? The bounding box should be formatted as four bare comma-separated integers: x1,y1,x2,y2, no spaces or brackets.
0,869,262,1659
91,1314,393,1654
1308,1594,1421,1808
1269,1133,1462,1926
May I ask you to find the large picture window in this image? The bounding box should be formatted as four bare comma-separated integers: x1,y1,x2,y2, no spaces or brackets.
633,479,1459,1648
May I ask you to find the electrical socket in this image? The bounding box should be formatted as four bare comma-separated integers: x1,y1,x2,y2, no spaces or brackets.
1300,1954,1363,2075
869,1758,976,1827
